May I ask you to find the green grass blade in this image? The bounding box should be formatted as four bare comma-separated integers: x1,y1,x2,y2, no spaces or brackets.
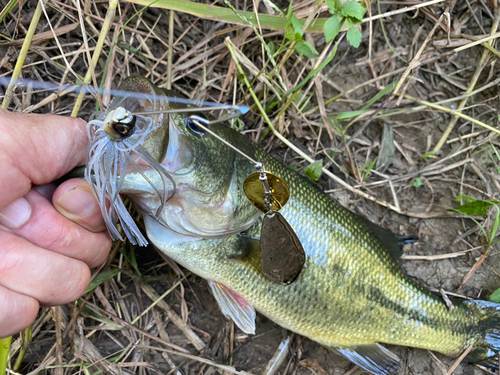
361,80,398,110
0,0,19,24
125,0,327,32
490,204,500,245
329,109,367,121
0,336,11,375
273,43,338,115
85,269,120,294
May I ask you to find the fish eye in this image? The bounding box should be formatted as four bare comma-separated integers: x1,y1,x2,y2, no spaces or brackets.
186,118,205,137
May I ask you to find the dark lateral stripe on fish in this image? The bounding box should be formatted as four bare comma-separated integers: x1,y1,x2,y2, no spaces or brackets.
365,286,457,333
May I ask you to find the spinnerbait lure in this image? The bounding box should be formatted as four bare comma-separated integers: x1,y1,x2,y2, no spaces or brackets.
86,107,175,246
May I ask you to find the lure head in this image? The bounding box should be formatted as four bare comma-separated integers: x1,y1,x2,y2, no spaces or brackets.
105,75,171,162
102,107,136,140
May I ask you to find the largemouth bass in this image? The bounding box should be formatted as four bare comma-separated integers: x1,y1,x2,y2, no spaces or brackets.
92,76,500,374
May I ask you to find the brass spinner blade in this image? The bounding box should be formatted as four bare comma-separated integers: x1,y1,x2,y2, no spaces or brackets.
243,172,290,213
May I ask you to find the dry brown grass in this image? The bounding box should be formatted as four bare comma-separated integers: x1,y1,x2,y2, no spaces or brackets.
1,0,500,373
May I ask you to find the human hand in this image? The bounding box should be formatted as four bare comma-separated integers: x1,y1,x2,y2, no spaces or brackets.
0,109,112,338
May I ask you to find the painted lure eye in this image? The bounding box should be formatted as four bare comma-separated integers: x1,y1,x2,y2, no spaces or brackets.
113,115,136,138
185,117,205,136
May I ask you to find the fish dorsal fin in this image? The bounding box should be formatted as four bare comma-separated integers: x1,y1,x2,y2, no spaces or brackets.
357,215,416,261
207,280,256,334
333,344,400,375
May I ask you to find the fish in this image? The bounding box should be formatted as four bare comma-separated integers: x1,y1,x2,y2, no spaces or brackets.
90,76,500,375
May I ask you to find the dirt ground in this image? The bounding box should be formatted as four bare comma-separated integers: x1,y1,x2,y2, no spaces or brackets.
2,0,500,374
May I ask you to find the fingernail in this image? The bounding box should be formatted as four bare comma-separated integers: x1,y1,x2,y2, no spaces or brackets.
57,187,96,217
0,197,32,229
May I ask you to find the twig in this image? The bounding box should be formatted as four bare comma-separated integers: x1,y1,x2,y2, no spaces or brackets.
404,94,500,137
140,281,206,351
392,13,447,97
83,300,191,353
167,10,174,90
139,344,254,375
447,344,473,374
401,247,480,260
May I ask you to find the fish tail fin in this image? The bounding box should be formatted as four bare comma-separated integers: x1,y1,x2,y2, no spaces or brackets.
462,299,500,369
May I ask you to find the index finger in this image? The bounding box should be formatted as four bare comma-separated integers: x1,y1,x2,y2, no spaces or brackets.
0,109,88,211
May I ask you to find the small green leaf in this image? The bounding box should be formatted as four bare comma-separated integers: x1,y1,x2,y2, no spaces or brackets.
294,40,318,58
305,160,323,181
455,193,476,203
324,16,341,42
325,0,337,13
412,177,422,188
361,158,377,181
284,25,296,41
284,7,298,41
339,0,365,20
267,41,276,56
447,200,500,216
490,287,500,303
85,269,120,294
302,40,318,55
291,14,304,37
346,24,362,48
420,151,438,159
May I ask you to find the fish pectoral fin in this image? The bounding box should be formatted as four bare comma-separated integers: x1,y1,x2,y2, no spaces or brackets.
230,234,264,273
332,343,400,375
207,280,256,335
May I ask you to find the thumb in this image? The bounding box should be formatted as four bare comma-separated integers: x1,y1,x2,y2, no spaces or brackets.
53,179,107,233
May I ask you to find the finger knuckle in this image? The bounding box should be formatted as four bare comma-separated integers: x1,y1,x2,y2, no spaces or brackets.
0,238,22,274
67,262,91,301
89,235,112,268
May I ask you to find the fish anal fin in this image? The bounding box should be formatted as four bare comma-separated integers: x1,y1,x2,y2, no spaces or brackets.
207,280,256,335
330,343,400,375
